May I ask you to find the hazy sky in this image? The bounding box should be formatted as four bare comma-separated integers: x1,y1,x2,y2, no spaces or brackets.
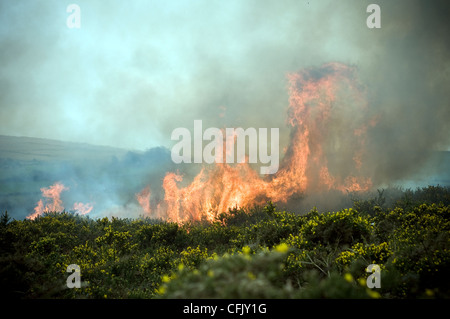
1,0,449,154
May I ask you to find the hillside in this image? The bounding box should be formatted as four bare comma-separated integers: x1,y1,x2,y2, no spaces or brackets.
0,135,173,220
0,135,130,162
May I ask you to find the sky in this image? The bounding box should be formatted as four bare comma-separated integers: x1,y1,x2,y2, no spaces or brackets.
0,0,449,157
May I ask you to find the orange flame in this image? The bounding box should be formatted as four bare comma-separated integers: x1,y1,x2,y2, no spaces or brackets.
136,186,151,215
27,182,68,219
27,182,94,219
73,202,94,215
138,62,374,223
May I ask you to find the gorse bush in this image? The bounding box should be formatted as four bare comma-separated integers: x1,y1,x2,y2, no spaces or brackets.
157,245,296,299
0,185,449,299
299,208,373,247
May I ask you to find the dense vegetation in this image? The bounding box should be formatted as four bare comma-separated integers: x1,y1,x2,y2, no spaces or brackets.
1,185,449,299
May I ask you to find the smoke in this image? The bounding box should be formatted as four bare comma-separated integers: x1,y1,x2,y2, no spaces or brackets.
2,144,174,220
359,0,450,185
0,1,449,219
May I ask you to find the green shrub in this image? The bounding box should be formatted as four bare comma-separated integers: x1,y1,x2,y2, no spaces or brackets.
335,242,392,269
1,186,449,299
157,245,294,299
299,208,373,247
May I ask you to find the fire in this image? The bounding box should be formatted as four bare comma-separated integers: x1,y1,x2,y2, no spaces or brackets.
137,62,375,223
136,186,151,215
27,182,68,220
279,62,375,194
27,182,94,219
73,202,94,215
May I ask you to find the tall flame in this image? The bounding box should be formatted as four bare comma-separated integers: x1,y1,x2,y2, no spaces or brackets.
138,62,375,223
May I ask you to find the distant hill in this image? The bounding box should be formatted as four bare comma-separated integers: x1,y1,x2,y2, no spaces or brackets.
0,135,173,220
0,135,130,162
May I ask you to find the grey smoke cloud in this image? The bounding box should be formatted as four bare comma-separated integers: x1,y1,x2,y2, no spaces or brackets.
0,0,449,189
360,0,450,184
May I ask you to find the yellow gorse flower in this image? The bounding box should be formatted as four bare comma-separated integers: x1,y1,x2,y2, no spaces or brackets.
275,243,289,253
366,289,381,299
344,273,353,283
156,286,166,295
242,246,251,255
247,271,256,280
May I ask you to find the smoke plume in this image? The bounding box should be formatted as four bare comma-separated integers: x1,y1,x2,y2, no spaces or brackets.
0,1,449,220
